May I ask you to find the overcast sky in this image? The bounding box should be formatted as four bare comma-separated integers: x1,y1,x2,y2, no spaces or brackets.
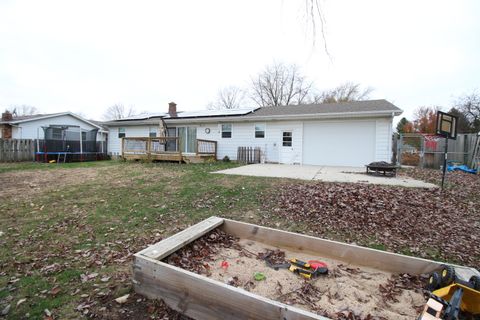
1,0,479,121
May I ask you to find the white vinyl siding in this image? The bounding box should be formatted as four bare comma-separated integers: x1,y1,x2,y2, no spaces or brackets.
108,125,150,155
196,121,303,163
375,119,393,162
11,114,101,140
108,116,393,165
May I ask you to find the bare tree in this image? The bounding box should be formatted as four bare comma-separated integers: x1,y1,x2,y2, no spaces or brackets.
102,104,136,120
313,82,373,104
251,62,313,107
304,0,329,57
9,105,39,117
208,86,245,110
455,91,480,132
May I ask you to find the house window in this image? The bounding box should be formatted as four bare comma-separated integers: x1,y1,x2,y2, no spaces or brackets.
282,131,292,147
149,128,157,138
118,127,125,138
221,124,232,138
255,123,265,138
52,128,62,140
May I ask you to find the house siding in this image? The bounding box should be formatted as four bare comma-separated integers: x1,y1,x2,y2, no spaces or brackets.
196,121,303,163
108,125,150,155
11,115,105,142
107,116,394,165
374,119,393,162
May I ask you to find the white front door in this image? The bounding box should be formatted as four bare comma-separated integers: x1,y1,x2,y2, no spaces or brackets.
279,130,295,164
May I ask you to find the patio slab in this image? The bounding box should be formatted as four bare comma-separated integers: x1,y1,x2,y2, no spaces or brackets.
214,164,437,188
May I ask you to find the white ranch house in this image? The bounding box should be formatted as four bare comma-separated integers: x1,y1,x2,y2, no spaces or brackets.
105,100,402,167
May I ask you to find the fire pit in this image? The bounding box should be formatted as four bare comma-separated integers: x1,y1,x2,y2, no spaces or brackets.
365,161,398,177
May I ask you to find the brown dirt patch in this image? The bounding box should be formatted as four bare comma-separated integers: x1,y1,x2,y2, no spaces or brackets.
0,167,100,199
0,163,185,200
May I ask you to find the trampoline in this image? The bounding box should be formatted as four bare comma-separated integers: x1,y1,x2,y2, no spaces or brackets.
35,125,107,163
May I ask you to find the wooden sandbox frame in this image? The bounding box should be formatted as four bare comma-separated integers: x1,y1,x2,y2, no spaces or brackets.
133,217,479,320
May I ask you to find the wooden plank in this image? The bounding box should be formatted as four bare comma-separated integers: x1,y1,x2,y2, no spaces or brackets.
220,219,444,275
133,255,326,320
138,216,224,259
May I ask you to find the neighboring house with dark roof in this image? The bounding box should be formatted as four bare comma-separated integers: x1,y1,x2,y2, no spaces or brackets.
105,100,402,166
0,111,108,142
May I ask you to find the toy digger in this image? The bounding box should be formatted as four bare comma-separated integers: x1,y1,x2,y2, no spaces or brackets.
288,258,328,279
418,264,480,320
264,257,328,279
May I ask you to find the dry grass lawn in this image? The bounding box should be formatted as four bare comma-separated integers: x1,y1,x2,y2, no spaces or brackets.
0,160,478,319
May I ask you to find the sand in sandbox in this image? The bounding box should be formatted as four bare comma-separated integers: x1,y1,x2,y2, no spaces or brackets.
206,239,425,319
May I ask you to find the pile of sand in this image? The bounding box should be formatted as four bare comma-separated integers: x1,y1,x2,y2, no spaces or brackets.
206,239,425,319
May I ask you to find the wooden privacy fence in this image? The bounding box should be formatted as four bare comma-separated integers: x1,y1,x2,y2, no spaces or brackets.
237,146,261,164
0,139,35,162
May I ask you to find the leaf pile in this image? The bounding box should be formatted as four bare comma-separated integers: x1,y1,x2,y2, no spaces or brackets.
164,229,240,275
277,282,324,310
264,169,480,269
257,249,287,266
379,274,425,303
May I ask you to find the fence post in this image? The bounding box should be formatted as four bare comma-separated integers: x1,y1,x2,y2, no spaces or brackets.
420,136,425,169
397,134,403,166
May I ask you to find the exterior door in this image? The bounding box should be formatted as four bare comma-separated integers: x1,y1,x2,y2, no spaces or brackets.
177,127,197,153
279,130,295,164
166,127,177,151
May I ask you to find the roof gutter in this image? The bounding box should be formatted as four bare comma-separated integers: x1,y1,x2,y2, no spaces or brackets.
104,109,403,126
6,112,104,130
163,109,403,124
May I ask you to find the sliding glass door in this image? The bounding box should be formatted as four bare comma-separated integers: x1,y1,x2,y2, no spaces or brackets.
177,127,197,153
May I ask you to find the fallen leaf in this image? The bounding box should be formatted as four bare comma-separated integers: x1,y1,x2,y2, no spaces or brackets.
115,294,129,304
1,304,10,316
16,298,27,307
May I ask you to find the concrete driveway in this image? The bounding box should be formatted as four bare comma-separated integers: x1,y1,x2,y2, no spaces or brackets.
214,164,437,188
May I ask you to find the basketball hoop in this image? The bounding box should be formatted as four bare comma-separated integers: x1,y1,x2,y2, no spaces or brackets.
435,111,458,140
435,111,458,189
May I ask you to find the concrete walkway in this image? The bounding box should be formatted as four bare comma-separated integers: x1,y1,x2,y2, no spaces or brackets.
214,164,438,188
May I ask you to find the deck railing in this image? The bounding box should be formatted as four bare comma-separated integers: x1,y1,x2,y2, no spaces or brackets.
197,139,217,158
122,137,180,155
122,137,217,160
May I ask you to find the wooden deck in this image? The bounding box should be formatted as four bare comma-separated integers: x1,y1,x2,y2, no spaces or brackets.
121,137,216,163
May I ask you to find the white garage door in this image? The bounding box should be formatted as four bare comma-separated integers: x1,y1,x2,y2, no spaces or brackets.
303,121,376,166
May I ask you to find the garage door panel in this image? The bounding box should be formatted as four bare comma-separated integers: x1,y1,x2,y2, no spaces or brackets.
303,121,375,166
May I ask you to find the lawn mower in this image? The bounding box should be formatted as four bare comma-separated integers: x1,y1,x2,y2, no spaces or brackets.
418,264,480,320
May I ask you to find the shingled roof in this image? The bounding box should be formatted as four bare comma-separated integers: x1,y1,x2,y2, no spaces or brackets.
245,99,402,118
104,99,402,126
